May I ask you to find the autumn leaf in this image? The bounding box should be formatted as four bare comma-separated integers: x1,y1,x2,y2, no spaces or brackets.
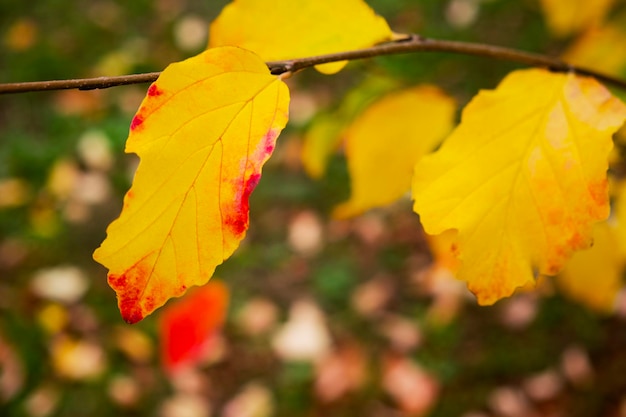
539,0,616,37
301,118,346,179
160,280,229,373
208,0,392,74
557,222,622,313
302,76,399,178
413,68,626,305
93,46,290,323
563,18,626,77
334,85,455,218
422,230,467,325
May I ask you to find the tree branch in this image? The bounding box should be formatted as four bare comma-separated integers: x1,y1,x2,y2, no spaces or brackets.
2,34,625,94
0,72,162,94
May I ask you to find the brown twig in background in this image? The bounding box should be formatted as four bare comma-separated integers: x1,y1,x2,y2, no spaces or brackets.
1,35,625,94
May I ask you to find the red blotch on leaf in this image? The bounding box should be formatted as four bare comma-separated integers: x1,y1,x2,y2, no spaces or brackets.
225,173,261,236
261,129,277,155
242,173,261,207
130,114,145,131
160,280,229,373
108,260,151,324
147,83,163,97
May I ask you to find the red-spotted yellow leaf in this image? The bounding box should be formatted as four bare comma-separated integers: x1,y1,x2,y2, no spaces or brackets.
558,222,622,313
334,85,455,218
93,46,289,323
160,280,229,373
208,0,392,74
412,68,626,305
539,0,616,37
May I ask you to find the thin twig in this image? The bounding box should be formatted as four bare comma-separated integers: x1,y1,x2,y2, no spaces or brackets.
0,72,162,94
1,35,625,94
267,35,626,89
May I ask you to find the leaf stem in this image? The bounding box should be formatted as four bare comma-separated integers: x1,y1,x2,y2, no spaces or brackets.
1,35,625,94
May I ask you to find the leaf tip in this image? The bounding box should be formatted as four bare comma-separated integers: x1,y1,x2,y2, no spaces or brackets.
107,261,158,324
121,307,145,324
107,273,142,324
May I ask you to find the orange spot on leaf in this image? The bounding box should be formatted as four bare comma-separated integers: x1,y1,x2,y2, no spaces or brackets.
122,190,135,210
588,177,609,207
450,243,459,257
546,263,560,275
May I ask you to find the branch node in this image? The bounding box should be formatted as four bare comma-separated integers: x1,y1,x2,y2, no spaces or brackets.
269,62,294,75
397,33,425,42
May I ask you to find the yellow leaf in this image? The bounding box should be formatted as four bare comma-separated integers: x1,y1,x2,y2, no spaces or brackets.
93,46,290,323
558,222,622,313
422,230,466,325
412,69,626,305
208,0,392,74
426,229,461,274
301,118,345,179
563,20,626,77
539,0,616,37
334,85,456,218
302,76,399,178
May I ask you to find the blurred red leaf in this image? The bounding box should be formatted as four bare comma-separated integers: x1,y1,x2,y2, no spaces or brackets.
159,280,229,373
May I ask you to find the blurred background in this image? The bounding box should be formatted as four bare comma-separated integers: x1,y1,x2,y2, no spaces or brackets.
2,0,626,416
